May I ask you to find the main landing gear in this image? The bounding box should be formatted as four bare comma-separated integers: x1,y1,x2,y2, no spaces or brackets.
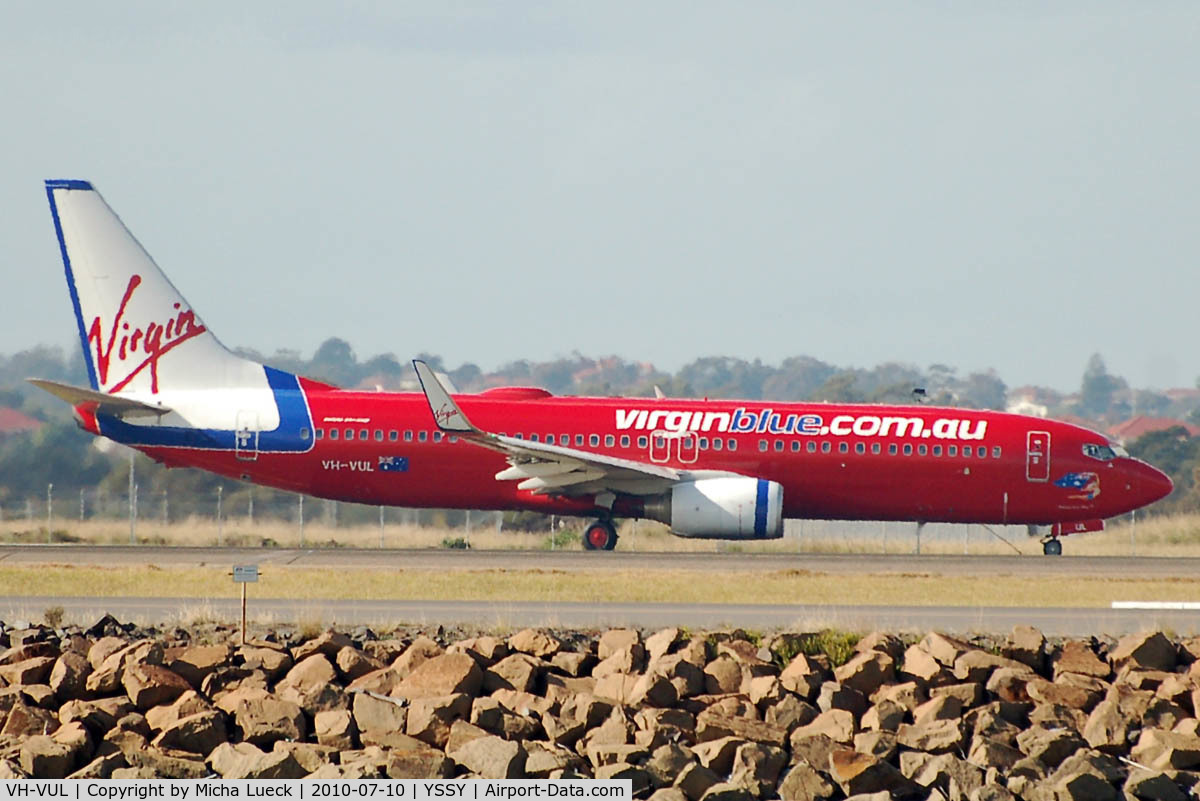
1042,537,1063,556
582,519,618,551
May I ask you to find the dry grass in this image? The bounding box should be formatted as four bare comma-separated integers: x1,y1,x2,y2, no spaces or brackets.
1,564,1197,608
7,513,1200,558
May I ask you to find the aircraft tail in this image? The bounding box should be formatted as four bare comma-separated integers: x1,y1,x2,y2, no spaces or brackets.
44,179,265,396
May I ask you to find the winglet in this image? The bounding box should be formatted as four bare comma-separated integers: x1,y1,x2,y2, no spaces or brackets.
413,360,476,433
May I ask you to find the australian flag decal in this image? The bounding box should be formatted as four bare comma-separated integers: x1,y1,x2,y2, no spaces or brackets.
378,456,409,473
1054,471,1100,500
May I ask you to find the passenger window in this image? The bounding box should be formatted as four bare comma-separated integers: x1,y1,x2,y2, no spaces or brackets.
389,430,398,441
316,428,324,440
700,437,708,449
450,435,458,443
807,441,816,453
774,440,784,452
418,431,428,442
871,443,881,454
359,429,368,441
301,428,310,440
713,439,723,451
903,444,913,455
933,445,942,456
404,430,413,441
963,446,971,457
993,446,1002,458
434,432,443,442
575,435,584,446
758,440,768,452
344,429,354,440
728,439,738,451
855,443,865,454
791,441,800,452
888,443,897,455
918,444,927,455
375,430,383,442
839,443,848,454
638,436,648,448
329,429,339,440
589,434,600,446
620,435,630,447
605,435,615,447
948,445,957,456
821,442,831,453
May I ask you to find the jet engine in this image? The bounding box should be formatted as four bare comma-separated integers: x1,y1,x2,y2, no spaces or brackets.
643,477,784,539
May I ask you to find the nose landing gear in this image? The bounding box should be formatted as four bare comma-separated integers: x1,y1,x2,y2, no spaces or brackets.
582,519,618,551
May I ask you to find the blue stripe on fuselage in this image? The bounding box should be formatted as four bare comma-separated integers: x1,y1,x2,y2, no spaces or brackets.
96,366,314,453
754,478,768,537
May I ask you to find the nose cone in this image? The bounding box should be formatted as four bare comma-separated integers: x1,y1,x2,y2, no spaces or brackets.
1127,460,1174,509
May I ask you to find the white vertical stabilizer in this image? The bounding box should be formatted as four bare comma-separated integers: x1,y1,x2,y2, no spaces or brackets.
45,180,278,430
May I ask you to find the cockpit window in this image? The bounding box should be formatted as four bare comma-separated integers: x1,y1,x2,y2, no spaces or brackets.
1082,443,1118,461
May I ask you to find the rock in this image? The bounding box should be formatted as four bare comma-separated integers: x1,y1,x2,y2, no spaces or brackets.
230,695,307,746
525,741,586,779
145,690,212,732
631,673,679,708
828,748,915,797
766,693,817,733
551,651,595,677
314,708,357,749
696,712,788,747
921,633,973,667
1131,730,1200,770
3,700,60,737
692,736,746,775
854,730,897,760
1015,726,1087,769
702,656,742,695
1124,769,1189,801
208,741,306,779
394,653,482,700
599,629,644,661
407,694,471,748
790,709,855,744
484,653,541,693
391,636,444,677
776,762,836,801
871,680,926,711
1051,770,1118,800
780,654,826,700
277,654,342,713
448,734,526,779
817,681,867,716
696,783,754,801
1003,625,1046,671
293,630,354,662
901,645,946,686
896,719,965,753
953,650,1030,684
164,644,230,687
19,734,75,778
862,700,905,732
336,646,384,681
508,629,562,658
1053,640,1111,679
986,669,1032,704
273,740,335,775
910,753,984,796
122,663,192,710
1027,676,1103,711
675,761,722,801
352,691,408,733
933,681,986,708
123,746,207,779
913,694,963,726
1083,697,1129,752
384,737,454,779
48,651,91,700
648,790,688,801
967,737,1024,770
68,752,125,779
150,710,227,756
0,657,55,686
238,645,293,679
1111,632,1178,673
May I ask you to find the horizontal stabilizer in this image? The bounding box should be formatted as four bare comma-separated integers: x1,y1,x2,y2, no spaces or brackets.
28,378,171,419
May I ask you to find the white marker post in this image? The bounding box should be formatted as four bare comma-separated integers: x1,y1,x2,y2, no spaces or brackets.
232,565,259,645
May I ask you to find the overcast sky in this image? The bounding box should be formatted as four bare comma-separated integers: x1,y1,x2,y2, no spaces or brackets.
3,3,1198,392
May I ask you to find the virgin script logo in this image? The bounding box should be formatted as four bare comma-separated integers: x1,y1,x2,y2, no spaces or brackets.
87,275,208,393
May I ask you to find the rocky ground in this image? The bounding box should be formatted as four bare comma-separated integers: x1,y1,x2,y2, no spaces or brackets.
0,615,1198,800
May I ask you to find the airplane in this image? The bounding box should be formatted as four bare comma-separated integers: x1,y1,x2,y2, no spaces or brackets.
31,180,1173,556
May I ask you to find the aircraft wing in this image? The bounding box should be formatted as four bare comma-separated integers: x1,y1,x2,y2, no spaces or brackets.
413,360,679,498
28,379,172,419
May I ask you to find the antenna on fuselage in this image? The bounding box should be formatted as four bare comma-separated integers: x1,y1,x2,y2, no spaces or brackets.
912,388,928,403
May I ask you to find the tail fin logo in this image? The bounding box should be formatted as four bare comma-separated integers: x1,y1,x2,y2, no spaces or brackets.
88,274,208,393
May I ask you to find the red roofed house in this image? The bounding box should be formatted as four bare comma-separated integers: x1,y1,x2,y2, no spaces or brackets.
1108,416,1200,445
0,407,42,438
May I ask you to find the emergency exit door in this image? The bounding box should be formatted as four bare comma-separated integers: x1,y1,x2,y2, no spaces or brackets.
1026,431,1050,482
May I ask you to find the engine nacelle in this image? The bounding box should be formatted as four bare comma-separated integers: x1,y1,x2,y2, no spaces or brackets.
643,478,784,539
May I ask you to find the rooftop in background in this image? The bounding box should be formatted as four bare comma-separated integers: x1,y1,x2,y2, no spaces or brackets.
1108,416,1200,445
0,407,42,436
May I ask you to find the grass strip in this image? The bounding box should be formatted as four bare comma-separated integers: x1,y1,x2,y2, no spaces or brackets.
2,565,1198,608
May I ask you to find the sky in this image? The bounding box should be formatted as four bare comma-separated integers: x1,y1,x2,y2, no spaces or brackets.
2,3,1198,392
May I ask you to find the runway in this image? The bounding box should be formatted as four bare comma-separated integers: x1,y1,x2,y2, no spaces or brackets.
0,545,1197,635
0,544,1195,578
0,595,1195,637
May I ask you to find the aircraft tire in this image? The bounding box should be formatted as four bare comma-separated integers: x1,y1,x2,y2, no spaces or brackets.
1043,538,1063,556
583,520,618,551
